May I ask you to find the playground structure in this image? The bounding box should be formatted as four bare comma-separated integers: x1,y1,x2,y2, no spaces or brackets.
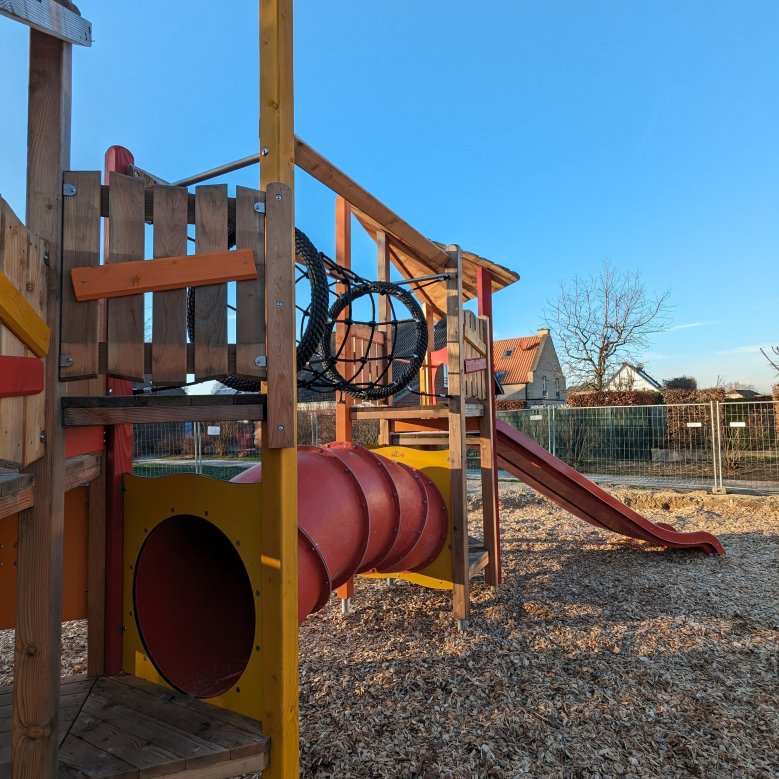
0,3,724,778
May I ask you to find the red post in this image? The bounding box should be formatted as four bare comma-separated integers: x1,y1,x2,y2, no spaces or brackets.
477,267,502,585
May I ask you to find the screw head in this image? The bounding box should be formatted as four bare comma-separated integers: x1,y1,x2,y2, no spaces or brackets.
277,425,285,432
275,300,283,308
275,193,282,201
261,147,270,156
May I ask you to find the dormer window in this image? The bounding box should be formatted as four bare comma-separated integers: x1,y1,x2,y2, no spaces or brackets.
503,349,513,358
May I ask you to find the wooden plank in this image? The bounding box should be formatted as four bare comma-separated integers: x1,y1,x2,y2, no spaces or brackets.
61,170,101,379
294,137,450,273
264,183,295,448
0,469,35,518
63,453,101,492
107,172,145,380
446,246,469,623
68,709,185,776
59,733,138,779
21,235,47,466
0,270,50,357
150,186,189,385
12,27,70,779
0,357,43,398
72,249,256,301
97,678,263,756
0,0,92,46
351,403,484,420
234,187,266,381
193,185,228,380
62,395,265,427
335,196,353,442
259,3,299,777
78,690,224,770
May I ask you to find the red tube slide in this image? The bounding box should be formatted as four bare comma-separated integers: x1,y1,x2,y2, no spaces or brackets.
232,443,448,622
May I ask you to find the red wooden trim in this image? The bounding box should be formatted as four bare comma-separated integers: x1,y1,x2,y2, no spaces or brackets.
464,357,486,374
65,425,104,458
0,356,44,397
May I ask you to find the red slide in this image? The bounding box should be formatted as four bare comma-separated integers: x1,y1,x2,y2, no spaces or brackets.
495,419,724,555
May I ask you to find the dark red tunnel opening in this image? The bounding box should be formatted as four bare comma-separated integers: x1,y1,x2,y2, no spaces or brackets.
133,514,255,698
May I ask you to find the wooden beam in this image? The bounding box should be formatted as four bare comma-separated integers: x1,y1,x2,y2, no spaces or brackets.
13,25,70,779
0,0,92,46
0,269,51,357
334,196,352,442
0,470,35,519
0,356,43,397
445,246,470,624
350,403,484,420
61,394,266,427
71,248,256,301
63,453,101,492
465,357,487,374
295,137,450,273
259,1,298,777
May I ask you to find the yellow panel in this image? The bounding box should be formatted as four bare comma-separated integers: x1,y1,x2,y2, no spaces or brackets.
367,446,454,589
123,473,263,720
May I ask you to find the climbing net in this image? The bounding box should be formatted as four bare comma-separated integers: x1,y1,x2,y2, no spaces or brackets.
187,228,438,400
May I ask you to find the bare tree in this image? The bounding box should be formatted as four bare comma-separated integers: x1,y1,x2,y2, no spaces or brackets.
543,260,671,391
762,346,779,375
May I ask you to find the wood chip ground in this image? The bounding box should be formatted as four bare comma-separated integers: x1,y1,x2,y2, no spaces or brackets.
1,484,777,778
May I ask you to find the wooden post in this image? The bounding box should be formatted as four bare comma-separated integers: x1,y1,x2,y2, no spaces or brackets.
477,267,501,586
445,246,469,625
376,231,392,445
334,196,353,442
259,0,298,776
12,27,71,779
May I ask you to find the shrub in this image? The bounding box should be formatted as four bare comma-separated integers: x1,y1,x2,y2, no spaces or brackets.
568,390,661,407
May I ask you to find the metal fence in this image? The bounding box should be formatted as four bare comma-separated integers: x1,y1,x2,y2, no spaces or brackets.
488,400,779,494
132,401,779,494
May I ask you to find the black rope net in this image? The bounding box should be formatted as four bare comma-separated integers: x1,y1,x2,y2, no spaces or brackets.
184,228,432,400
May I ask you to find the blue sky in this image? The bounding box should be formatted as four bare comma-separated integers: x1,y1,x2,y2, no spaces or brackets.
1,2,777,391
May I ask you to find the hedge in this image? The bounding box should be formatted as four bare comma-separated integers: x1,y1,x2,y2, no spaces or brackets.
567,390,661,407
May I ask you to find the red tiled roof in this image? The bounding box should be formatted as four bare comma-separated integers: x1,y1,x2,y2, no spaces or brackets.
493,336,541,385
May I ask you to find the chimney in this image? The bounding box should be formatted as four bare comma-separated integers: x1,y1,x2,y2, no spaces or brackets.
537,327,550,336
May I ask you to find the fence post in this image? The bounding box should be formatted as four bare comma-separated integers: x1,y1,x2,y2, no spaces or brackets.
712,401,726,494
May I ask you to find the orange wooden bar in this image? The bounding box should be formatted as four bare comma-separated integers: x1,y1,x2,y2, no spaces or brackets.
70,247,257,301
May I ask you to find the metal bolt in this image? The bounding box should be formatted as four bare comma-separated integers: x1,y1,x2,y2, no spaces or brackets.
63,183,78,197
261,147,270,156
275,300,283,308
277,425,285,432
275,193,282,201
39,431,45,443
254,355,267,368
253,201,266,214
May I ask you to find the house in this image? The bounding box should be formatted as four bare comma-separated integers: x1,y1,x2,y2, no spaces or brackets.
605,363,661,392
493,328,567,405
724,388,763,400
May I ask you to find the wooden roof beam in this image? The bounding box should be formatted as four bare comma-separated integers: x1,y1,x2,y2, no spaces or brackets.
294,136,451,273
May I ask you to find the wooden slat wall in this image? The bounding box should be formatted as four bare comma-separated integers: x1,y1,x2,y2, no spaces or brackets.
151,186,189,385
107,172,145,380
61,171,101,380
463,310,487,403
235,186,266,382
0,199,47,468
193,185,228,379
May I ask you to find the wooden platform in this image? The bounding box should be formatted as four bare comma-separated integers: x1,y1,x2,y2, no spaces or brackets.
0,675,268,779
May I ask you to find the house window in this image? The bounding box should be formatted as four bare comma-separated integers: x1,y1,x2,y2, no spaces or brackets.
542,376,547,398
503,349,513,358
555,377,560,398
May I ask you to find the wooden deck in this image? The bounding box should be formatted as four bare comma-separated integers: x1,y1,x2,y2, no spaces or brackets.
0,675,268,779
